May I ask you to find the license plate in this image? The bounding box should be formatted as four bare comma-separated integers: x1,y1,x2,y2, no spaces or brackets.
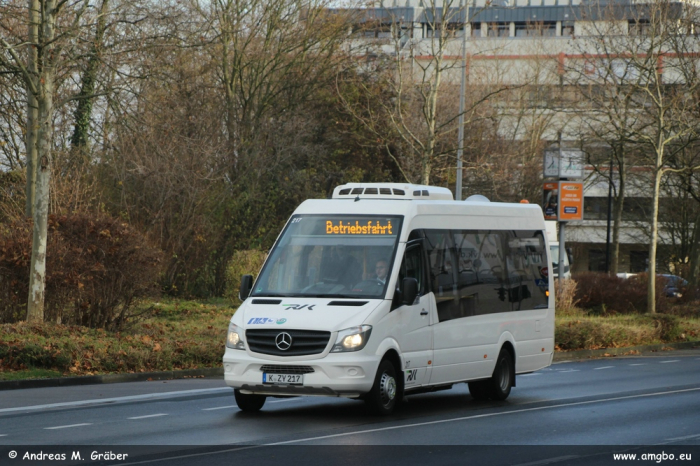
263,373,304,385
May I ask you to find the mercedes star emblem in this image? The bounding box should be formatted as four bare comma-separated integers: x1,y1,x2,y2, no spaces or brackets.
275,332,293,351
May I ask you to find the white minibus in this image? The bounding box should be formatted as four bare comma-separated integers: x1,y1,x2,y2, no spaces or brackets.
223,183,554,415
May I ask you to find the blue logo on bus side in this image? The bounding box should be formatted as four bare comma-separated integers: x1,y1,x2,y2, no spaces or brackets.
248,317,274,325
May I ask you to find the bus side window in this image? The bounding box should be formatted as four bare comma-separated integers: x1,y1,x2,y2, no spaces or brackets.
403,244,424,294
393,242,425,310
424,230,458,322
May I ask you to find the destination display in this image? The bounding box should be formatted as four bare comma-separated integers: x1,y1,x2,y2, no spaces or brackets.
325,220,394,235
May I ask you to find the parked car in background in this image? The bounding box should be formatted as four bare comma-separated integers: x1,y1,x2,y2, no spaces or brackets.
616,273,688,298
659,274,688,298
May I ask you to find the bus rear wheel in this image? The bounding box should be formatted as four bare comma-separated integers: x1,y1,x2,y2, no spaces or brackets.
468,348,513,401
488,348,513,400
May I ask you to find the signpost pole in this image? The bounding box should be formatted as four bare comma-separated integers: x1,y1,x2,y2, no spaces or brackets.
559,222,566,287
558,134,565,287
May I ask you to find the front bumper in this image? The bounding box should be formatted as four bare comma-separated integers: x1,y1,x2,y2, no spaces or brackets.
222,348,380,397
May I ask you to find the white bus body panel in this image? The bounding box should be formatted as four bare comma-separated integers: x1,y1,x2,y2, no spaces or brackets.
223,195,555,397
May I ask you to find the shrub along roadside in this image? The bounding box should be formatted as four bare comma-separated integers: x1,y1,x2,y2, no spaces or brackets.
555,311,698,350
0,214,163,329
0,299,699,380
0,300,231,378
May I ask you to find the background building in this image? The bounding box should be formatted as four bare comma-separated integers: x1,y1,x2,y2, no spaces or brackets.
337,0,699,274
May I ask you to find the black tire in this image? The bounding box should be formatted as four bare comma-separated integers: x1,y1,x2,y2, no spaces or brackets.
488,348,513,401
234,389,266,412
365,359,399,415
468,348,514,401
468,380,491,401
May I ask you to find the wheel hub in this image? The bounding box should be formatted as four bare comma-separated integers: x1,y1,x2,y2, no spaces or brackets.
379,372,396,406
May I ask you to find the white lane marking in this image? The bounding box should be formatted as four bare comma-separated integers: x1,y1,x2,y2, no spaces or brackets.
665,433,700,442
128,414,168,420
557,370,580,373
553,360,572,364
512,455,580,466
0,434,7,437
629,364,647,366
202,405,237,411
593,366,614,370
520,374,542,377
44,423,92,430
111,388,700,465
269,399,299,404
266,387,700,445
659,360,680,364
0,387,231,414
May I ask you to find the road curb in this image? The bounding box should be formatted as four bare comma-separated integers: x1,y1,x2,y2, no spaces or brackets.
0,367,224,391
2,340,699,391
553,340,700,361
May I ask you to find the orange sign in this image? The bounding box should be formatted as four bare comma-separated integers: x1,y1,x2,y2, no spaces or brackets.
558,182,584,221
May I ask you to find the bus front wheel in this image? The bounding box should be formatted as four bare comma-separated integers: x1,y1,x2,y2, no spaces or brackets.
365,359,398,415
234,389,266,412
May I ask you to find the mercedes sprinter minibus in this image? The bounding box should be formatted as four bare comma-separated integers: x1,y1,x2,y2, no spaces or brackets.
223,183,554,414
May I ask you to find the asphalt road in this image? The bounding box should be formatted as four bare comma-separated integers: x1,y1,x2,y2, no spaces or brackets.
1,351,699,466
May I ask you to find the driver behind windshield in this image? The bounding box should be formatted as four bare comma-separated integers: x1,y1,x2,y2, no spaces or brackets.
323,245,362,288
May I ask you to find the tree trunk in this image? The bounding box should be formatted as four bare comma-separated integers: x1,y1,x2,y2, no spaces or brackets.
25,0,40,217
26,0,56,323
647,161,663,315
610,158,626,275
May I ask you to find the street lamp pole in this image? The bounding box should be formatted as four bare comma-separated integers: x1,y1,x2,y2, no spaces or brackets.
605,151,614,274
455,0,469,201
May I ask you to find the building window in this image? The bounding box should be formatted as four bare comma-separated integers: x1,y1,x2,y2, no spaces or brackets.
487,22,510,37
630,251,649,273
514,21,556,37
471,23,482,37
426,23,464,38
376,23,392,39
561,21,574,36
629,19,652,36
352,22,394,39
583,197,608,221
588,249,606,272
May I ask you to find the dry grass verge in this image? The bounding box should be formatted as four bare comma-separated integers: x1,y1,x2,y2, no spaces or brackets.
0,299,232,379
1,297,699,380
555,309,700,351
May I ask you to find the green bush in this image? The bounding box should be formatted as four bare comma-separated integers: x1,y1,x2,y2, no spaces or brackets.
225,250,267,303
573,272,668,314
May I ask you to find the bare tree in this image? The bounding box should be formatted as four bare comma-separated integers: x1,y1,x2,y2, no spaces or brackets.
565,13,646,276
340,1,513,186
0,0,141,321
568,0,700,312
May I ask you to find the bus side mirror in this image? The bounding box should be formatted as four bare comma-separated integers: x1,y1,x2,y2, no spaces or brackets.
240,275,253,301
402,277,418,305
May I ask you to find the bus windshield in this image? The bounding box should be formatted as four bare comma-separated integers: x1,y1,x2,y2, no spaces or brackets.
252,215,403,299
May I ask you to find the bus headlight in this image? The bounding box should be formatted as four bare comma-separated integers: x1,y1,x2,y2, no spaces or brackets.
226,322,246,350
331,325,372,352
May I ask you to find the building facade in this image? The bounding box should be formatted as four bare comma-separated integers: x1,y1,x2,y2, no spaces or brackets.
339,0,698,274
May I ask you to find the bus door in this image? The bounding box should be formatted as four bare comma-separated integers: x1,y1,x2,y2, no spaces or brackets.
391,240,433,390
